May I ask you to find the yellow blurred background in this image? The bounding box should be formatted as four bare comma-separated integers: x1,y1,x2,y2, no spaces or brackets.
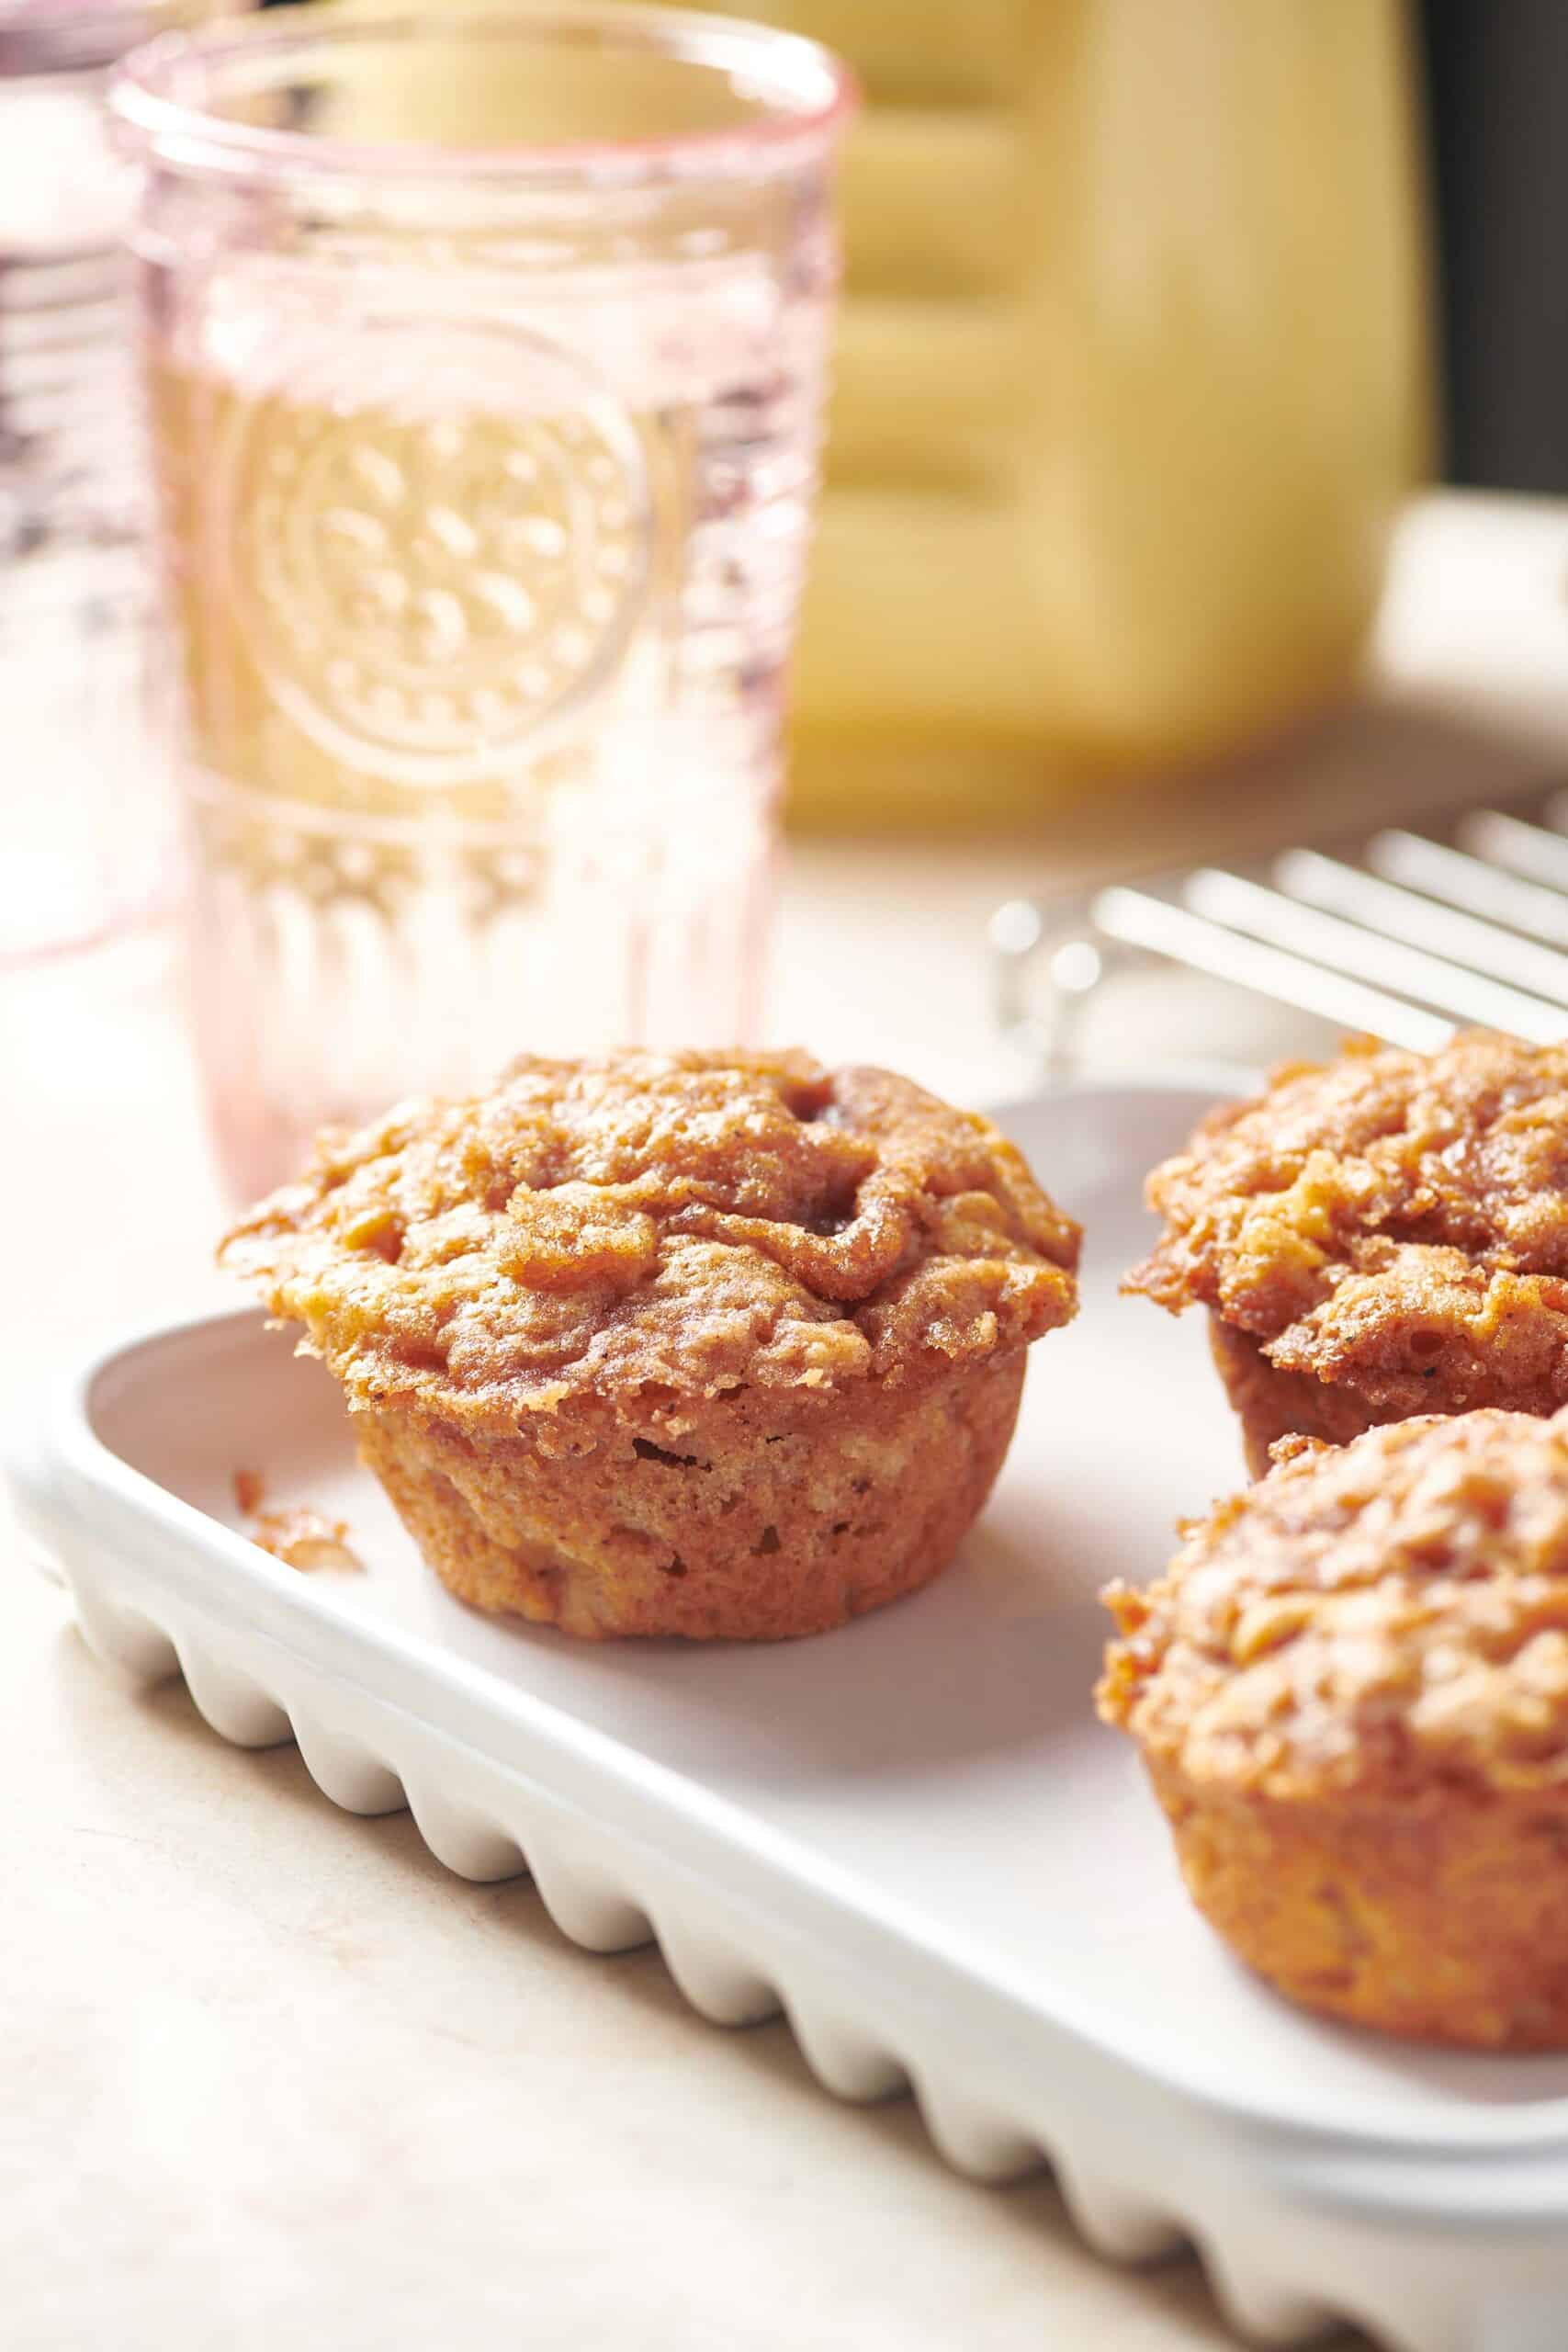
788,0,1431,825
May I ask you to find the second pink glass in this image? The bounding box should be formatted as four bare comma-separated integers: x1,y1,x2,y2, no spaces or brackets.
111,5,854,1198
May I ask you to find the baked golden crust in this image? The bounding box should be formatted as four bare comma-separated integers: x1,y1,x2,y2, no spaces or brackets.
1100,1409,1568,1799
222,1048,1079,1428
1100,1408,1568,2043
1125,1031,1568,1425
220,1049,1078,1640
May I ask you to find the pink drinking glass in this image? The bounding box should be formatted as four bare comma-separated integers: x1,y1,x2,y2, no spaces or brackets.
109,6,855,1199
0,0,176,965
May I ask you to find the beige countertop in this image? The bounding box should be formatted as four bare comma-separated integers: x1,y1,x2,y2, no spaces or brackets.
7,490,1568,2352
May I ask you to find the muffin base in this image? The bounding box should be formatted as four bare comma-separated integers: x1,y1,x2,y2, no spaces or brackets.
1147,1757,1568,2047
1208,1316,1387,1476
355,1350,1027,1642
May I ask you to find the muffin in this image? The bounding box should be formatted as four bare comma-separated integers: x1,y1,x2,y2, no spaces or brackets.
1099,1408,1568,2048
220,1047,1080,1641
1125,1030,1568,1476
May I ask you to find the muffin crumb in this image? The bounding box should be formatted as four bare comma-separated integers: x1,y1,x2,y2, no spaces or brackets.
232,1469,364,1574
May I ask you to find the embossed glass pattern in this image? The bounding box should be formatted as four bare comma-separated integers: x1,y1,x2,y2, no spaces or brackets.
112,6,853,1196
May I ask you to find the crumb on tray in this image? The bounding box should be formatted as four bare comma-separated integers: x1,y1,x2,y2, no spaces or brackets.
232,1470,364,1574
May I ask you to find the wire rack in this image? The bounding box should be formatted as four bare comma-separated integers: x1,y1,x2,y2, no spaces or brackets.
991,784,1568,1070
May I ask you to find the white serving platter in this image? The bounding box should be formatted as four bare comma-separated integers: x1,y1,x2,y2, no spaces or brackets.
12,1080,1568,2352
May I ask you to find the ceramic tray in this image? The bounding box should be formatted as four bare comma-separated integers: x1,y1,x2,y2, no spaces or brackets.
12,1082,1568,2352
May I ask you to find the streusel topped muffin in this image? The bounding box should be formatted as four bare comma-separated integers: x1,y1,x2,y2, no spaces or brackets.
1125,1030,1568,1473
222,1048,1079,1640
1100,1406,1568,2046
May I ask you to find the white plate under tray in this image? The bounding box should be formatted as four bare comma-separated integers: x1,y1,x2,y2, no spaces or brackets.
12,1081,1568,2352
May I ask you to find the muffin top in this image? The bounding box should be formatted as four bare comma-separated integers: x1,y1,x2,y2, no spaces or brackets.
1100,1408,1568,1801
220,1048,1079,1426
1125,1030,1568,1416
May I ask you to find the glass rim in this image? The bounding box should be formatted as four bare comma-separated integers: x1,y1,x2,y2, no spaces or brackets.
108,3,859,185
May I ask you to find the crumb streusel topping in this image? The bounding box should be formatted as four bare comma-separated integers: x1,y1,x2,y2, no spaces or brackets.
1100,1408,1568,1799
1126,1031,1568,1415
221,1049,1079,1422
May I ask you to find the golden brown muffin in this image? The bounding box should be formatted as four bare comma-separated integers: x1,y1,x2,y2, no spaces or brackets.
1125,1030,1568,1475
1100,1408,1568,2047
220,1048,1079,1641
